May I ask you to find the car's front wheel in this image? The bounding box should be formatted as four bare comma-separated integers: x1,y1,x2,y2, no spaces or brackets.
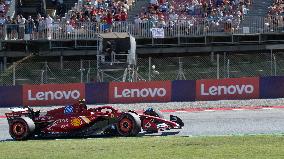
117,113,141,137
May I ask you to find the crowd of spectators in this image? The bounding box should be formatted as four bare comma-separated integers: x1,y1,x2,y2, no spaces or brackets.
1,0,284,40
133,0,252,34
0,0,11,39
265,0,284,32
0,0,134,40
62,0,133,32
268,0,284,15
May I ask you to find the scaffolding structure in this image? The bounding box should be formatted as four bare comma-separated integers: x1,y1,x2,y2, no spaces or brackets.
96,32,142,82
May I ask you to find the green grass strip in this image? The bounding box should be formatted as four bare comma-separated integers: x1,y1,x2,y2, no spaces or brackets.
0,135,284,159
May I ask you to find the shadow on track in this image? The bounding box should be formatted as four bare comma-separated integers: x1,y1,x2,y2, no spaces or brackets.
0,131,181,142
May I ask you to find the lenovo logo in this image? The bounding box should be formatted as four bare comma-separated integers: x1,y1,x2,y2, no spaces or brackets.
28,90,81,101
200,84,254,96
114,87,166,98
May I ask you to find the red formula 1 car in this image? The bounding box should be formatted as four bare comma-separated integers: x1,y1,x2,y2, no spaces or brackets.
5,101,184,140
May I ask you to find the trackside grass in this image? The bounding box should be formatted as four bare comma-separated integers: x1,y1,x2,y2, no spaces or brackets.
0,135,284,159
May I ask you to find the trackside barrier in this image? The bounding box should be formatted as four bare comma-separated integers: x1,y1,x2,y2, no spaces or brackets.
172,80,195,102
260,76,284,99
108,81,172,103
195,77,260,101
0,86,22,107
2,77,284,107
85,83,109,104
22,83,85,106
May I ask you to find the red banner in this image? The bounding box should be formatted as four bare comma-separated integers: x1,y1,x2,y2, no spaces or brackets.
23,83,85,106
196,77,259,101
109,81,172,103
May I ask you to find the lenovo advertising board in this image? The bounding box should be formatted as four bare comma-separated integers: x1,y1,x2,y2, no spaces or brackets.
260,76,284,99
109,81,172,103
172,80,195,102
0,86,22,107
23,83,85,106
85,83,109,104
196,77,259,101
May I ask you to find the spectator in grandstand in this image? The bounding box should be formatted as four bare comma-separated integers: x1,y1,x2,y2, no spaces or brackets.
104,11,113,31
17,14,25,39
134,14,142,35
10,17,18,40
25,16,35,34
66,20,75,33
25,16,35,39
0,14,4,40
4,16,10,39
46,14,54,39
0,1,5,14
0,14,5,24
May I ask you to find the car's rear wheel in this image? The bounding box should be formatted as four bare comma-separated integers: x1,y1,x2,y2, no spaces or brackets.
9,117,35,140
117,113,141,137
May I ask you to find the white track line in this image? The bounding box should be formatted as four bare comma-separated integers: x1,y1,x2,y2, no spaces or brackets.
204,110,215,112
232,109,244,111
176,111,187,113
262,108,274,110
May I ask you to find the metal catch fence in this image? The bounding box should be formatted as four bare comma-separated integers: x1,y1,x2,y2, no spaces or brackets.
0,52,284,85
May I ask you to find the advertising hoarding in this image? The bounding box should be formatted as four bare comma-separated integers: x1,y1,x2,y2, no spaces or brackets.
23,83,85,106
109,81,172,103
196,77,259,101
85,83,109,104
260,76,284,99
172,80,195,101
0,86,22,107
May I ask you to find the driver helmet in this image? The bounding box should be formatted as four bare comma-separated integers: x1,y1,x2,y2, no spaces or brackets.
146,107,154,112
79,98,86,104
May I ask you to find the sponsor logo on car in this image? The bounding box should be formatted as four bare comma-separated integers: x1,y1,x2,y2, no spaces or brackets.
23,83,85,106
196,77,259,100
71,118,81,127
64,105,74,114
109,81,171,103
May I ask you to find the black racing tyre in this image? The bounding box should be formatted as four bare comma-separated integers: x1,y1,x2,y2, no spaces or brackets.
117,112,141,137
9,117,35,140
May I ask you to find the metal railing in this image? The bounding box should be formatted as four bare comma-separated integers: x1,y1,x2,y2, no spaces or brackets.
0,16,283,41
0,52,283,85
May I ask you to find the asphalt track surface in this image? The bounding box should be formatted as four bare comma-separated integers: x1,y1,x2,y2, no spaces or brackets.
1,107,284,141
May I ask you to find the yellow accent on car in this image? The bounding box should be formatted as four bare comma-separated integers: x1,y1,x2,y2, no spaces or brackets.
71,118,81,127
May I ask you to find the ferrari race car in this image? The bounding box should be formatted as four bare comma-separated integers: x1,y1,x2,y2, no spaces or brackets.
5,101,184,140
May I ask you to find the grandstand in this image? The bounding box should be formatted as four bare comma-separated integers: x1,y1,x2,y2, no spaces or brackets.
0,0,284,85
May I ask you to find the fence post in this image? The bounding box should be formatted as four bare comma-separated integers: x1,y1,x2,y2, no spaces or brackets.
3,56,7,71
217,54,220,79
227,59,230,78
223,52,226,78
60,55,64,70
0,61,2,72
86,60,91,83
41,70,44,84
80,59,84,83
148,57,151,81
44,61,48,84
13,62,16,85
